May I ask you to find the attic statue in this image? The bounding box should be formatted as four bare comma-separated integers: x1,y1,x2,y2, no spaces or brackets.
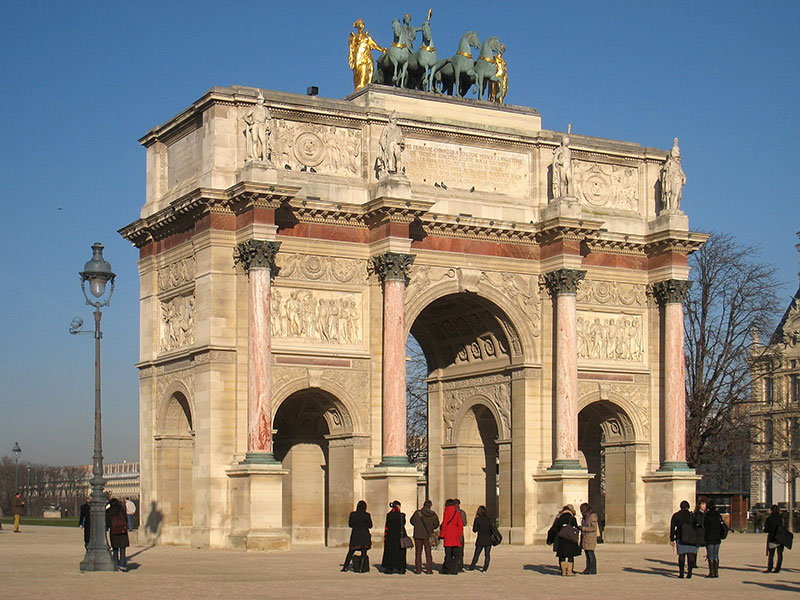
349,19,386,90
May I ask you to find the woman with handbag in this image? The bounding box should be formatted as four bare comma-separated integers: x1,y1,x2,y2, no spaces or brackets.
468,505,494,572
547,504,581,576
764,504,789,573
341,500,372,572
579,503,599,575
381,500,409,574
703,499,726,578
669,500,699,578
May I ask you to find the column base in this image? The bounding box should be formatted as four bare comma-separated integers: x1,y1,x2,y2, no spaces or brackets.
377,455,411,467
226,462,290,552
548,459,583,471
241,452,280,465
362,464,419,538
657,460,693,472
533,469,593,540
641,469,701,543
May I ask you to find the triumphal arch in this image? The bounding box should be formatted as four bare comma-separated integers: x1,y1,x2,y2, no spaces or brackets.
121,77,704,549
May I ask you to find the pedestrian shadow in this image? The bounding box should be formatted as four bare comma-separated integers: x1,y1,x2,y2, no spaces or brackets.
127,544,156,560
743,580,800,592
622,566,676,578
144,502,163,538
125,562,141,571
523,564,560,575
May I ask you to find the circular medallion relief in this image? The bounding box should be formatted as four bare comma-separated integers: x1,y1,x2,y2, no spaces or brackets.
293,132,325,166
583,173,608,206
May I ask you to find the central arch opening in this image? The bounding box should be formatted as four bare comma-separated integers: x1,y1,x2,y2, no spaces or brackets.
408,292,516,529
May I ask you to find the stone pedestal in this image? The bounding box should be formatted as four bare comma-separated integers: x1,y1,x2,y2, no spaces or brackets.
241,161,278,184
648,209,688,232
362,465,419,542
542,196,581,221
374,174,412,200
641,470,701,542
226,463,290,551
533,470,593,542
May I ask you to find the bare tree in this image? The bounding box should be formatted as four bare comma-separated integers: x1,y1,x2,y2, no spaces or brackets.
685,232,783,468
406,335,429,465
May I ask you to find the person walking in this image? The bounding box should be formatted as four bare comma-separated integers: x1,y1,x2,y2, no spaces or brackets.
703,499,726,578
468,505,493,572
381,500,408,574
342,500,372,572
106,498,130,571
439,499,464,574
579,503,599,575
670,500,699,578
547,505,581,576
78,496,91,548
125,497,137,531
12,492,25,533
410,499,439,574
764,504,787,573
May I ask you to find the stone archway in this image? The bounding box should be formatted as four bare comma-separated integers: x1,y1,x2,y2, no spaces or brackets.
409,292,517,531
154,391,194,544
578,400,639,543
273,388,356,546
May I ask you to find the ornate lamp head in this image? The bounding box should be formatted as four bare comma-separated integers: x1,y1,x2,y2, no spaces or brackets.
80,242,115,307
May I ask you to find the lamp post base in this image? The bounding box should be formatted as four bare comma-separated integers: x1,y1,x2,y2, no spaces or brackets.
80,550,116,572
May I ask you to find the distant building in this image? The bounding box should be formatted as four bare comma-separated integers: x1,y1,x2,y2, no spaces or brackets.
749,233,800,508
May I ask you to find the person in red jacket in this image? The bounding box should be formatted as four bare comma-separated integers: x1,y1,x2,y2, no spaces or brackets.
439,499,464,574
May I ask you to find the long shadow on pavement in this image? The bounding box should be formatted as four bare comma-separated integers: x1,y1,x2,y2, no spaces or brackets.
523,564,560,575
622,566,676,578
128,545,156,560
743,580,800,592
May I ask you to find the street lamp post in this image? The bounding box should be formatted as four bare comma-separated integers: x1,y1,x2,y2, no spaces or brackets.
26,463,30,516
12,442,21,494
71,242,116,572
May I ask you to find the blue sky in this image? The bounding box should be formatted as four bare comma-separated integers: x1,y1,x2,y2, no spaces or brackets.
1,1,798,465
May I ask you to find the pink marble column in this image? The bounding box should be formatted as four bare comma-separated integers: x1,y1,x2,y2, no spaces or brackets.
544,268,585,469
372,252,415,466
654,279,691,469
235,239,281,463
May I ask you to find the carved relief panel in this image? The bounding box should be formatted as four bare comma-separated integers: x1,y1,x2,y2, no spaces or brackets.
160,293,195,353
577,278,647,307
440,374,511,444
573,160,639,213
271,288,362,346
576,310,645,363
157,256,195,293
578,377,650,438
274,253,368,285
272,120,362,177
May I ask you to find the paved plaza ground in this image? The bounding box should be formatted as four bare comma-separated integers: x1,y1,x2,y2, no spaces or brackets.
1,526,797,599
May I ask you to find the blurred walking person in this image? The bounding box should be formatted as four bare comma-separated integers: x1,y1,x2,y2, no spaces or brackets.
410,499,439,574
12,492,25,533
342,500,372,572
468,505,493,572
579,503,599,574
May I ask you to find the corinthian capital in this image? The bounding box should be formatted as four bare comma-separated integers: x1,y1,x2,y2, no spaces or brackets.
370,252,415,284
542,268,586,297
651,279,692,304
233,240,281,275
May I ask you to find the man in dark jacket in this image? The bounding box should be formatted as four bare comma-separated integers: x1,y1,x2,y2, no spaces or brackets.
764,504,786,573
12,493,25,533
410,500,439,574
455,499,467,571
79,496,91,547
670,500,698,578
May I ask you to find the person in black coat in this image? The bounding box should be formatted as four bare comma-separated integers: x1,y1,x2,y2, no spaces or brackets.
764,504,786,573
547,504,581,576
105,498,130,571
381,500,408,574
342,500,372,572
78,497,91,547
703,499,726,578
468,505,494,572
670,500,699,578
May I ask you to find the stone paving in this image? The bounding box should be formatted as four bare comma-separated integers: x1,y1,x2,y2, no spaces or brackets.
1,526,797,599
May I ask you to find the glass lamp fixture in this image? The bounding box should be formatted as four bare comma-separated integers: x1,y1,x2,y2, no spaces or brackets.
80,243,115,307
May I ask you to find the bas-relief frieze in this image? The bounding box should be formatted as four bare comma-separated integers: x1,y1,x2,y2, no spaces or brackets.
272,366,370,412
578,380,650,437
157,256,195,293
156,370,195,406
577,279,647,307
573,160,639,213
271,288,362,345
404,139,529,196
271,120,361,177
577,310,645,363
275,254,368,285
440,374,511,443
160,293,195,353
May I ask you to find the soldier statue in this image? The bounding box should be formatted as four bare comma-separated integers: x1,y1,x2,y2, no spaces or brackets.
243,93,272,163
376,112,406,179
660,137,686,211
551,134,572,199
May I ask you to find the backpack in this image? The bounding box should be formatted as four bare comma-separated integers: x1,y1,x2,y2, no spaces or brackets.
110,510,128,536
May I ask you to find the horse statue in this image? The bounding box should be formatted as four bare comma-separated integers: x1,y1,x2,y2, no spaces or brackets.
474,36,503,101
374,18,413,88
431,31,480,97
406,12,438,92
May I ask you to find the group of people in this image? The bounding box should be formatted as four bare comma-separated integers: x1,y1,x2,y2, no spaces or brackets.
546,503,600,576
343,498,500,575
78,495,136,571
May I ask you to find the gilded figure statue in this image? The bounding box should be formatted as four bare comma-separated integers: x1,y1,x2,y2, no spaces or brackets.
660,137,686,211
243,92,272,163
489,43,508,103
349,19,386,91
551,135,573,198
